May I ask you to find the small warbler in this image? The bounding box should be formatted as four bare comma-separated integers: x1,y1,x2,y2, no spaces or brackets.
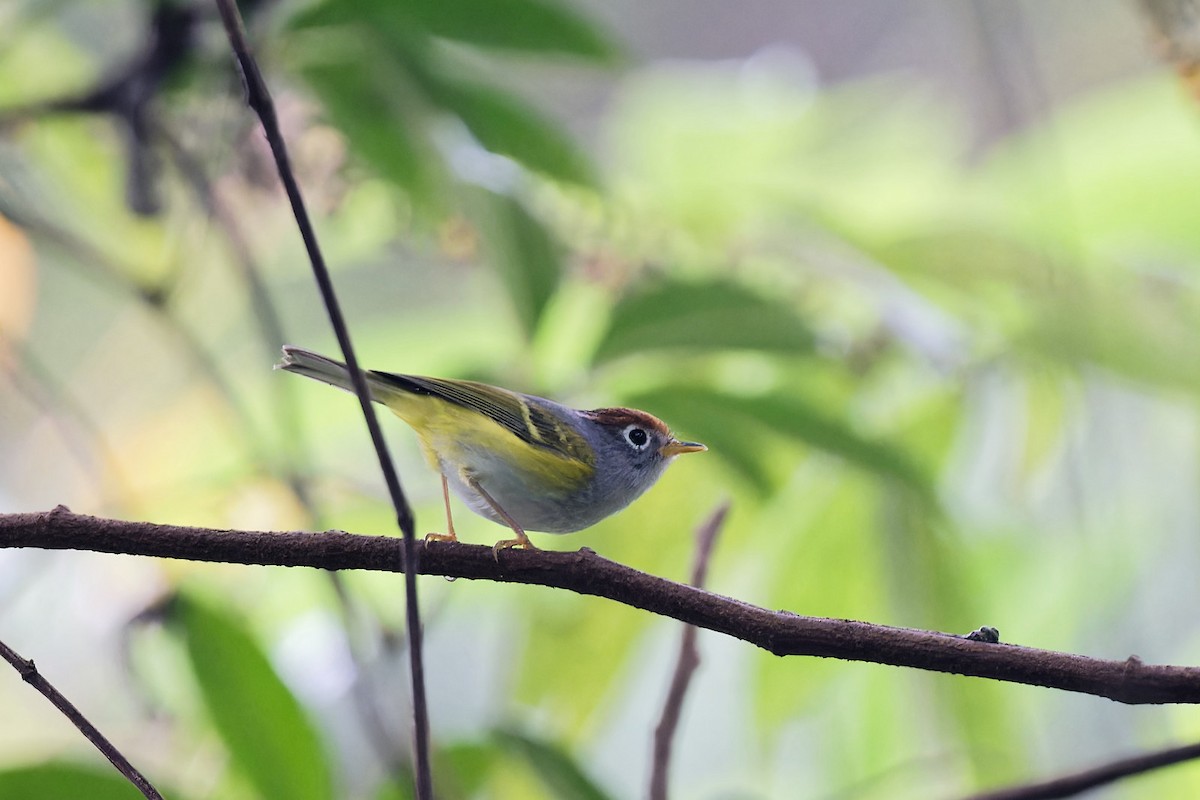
278,346,706,551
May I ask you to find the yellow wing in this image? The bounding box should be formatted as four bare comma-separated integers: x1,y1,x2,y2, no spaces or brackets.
369,372,596,490
277,346,594,490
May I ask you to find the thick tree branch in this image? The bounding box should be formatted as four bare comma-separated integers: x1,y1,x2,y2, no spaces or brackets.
5,507,1200,705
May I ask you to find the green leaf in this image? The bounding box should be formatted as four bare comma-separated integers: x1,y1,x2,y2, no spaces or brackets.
469,189,564,338
493,727,613,800
424,743,504,796
428,77,596,187
591,279,816,364
291,2,597,187
299,57,442,204
1022,283,1200,395
372,777,415,800
628,387,935,502
401,0,618,61
0,762,172,800
172,594,334,800
432,741,500,798
740,392,935,503
290,0,617,61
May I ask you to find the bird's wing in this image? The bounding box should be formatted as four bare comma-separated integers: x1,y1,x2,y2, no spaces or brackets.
370,372,595,467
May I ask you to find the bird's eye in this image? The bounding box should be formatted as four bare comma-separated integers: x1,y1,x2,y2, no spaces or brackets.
625,426,649,449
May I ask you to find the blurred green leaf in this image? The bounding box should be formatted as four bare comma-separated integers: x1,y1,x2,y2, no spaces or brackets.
291,0,617,61
742,392,935,503
401,0,617,61
493,727,612,800
372,777,415,800
874,228,1056,296
366,741,502,800
173,594,334,800
428,77,597,187
469,189,564,338
299,56,443,205
291,1,598,187
591,279,815,364
0,762,173,800
286,0,425,48
1023,282,1200,395
432,741,501,798
630,386,934,502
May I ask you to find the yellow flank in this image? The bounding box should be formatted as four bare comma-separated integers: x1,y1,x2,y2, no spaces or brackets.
375,387,594,494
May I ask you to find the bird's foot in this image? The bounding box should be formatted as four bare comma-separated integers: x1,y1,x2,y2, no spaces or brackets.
492,533,538,560
424,531,459,546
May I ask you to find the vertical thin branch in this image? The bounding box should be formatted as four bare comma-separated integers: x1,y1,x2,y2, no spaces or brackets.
0,638,164,800
648,501,731,800
209,4,432,798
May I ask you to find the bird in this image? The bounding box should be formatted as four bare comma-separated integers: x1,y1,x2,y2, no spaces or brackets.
277,346,706,552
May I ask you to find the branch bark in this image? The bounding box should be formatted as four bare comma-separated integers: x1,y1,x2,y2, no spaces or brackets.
0,637,164,799
5,507,1200,705
965,738,1200,799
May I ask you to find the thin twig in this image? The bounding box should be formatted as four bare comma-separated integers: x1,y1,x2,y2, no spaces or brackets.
0,637,164,800
209,4,431,798
649,501,730,800
963,738,1200,799
7,507,1200,706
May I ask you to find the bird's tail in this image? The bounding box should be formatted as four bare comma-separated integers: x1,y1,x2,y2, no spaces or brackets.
276,345,393,402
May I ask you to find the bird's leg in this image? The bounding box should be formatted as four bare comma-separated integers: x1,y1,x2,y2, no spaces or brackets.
423,474,459,545
468,477,538,557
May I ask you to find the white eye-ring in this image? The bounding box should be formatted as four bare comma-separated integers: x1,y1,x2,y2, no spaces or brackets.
624,425,650,450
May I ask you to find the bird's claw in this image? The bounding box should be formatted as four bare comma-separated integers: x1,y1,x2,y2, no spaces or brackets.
424,532,458,546
491,535,538,561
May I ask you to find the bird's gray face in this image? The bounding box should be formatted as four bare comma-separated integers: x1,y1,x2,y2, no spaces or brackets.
583,408,706,495
611,420,670,474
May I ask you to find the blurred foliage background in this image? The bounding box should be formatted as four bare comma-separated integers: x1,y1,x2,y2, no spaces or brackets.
3,0,1200,797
